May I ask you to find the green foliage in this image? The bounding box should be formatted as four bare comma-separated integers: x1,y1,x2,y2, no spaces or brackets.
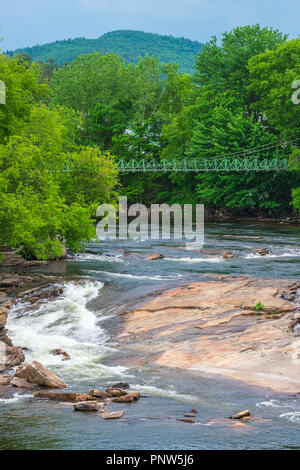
7,30,204,75
162,25,298,213
0,54,50,142
255,302,265,311
248,39,300,211
248,39,300,132
194,25,286,111
0,57,118,260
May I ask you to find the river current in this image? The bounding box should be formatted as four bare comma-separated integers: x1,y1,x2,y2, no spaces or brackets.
0,222,300,450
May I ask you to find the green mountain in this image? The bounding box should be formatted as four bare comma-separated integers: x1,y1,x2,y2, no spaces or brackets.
6,30,204,75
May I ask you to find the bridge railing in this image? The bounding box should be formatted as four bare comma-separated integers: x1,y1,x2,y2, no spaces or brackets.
116,157,290,172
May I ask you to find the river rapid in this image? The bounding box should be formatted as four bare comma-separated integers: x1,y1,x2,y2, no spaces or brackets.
0,222,300,450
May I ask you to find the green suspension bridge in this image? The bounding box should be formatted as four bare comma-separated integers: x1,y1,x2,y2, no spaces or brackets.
116,136,299,172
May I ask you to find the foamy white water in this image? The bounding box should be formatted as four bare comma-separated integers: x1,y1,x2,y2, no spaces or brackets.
85,270,182,281
134,384,198,403
0,393,33,404
245,250,300,259
280,412,300,423
6,281,129,383
164,257,223,263
69,253,124,263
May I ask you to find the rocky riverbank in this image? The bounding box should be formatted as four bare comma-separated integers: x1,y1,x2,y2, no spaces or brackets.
118,275,300,394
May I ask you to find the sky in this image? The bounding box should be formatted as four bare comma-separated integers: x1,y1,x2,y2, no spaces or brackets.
1,0,299,51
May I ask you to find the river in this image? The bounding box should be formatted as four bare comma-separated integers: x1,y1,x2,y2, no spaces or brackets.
0,222,300,450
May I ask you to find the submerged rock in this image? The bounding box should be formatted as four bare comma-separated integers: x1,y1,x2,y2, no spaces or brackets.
252,248,270,256
176,418,195,424
99,411,124,419
15,361,66,388
176,247,236,258
145,253,164,261
34,391,95,402
111,382,130,390
122,251,164,261
11,377,37,390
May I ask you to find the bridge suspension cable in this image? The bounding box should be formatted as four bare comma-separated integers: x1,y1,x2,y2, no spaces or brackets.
115,135,299,172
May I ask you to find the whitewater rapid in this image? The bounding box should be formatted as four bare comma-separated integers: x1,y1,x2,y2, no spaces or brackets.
6,281,129,384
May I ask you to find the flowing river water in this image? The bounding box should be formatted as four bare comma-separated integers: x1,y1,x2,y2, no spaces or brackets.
0,222,300,450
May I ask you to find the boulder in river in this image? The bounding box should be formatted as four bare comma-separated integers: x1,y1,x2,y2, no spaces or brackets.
50,349,71,361
229,410,251,420
0,375,11,385
15,361,66,388
73,401,105,412
89,389,111,399
112,392,140,403
99,411,124,419
106,388,128,397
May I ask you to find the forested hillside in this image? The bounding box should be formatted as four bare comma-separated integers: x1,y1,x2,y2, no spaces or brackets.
6,30,204,74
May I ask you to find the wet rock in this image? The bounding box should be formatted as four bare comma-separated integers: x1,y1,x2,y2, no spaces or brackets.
191,409,198,414
85,249,102,255
145,253,164,261
73,401,104,412
99,411,124,419
230,422,252,429
106,388,128,397
176,418,195,424
38,287,64,300
0,375,11,385
111,382,130,390
229,410,251,420
3,344,25,370
0,307,7,328
112,392,140,403
118,276,300,394
34,391,95,402
15,361,66,388
252,248,269,256
24,260,49,266
0,275,34,290
176,247,236,258
11,377,37,389
122,251,164,261
89,389,111,399
50,349,71,361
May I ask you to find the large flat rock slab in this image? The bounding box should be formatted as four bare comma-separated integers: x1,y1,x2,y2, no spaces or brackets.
118,276,300,393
